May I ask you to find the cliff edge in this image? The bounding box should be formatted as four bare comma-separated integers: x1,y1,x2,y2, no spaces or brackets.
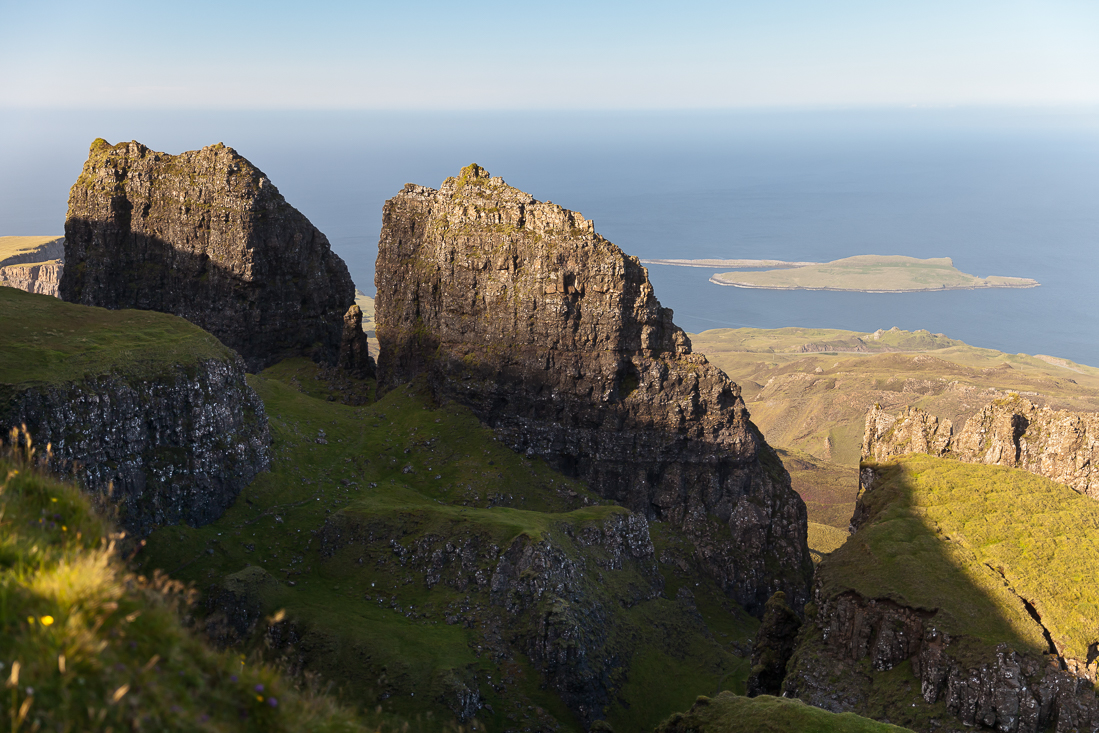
0,287,269,536
864,395,1099,500
61,139,361,372
374,164,812,613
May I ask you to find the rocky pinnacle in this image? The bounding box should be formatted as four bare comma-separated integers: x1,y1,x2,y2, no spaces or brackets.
61,139,360,372
374,164,812,613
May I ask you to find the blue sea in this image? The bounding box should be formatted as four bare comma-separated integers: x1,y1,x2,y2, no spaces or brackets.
2,108,1097,366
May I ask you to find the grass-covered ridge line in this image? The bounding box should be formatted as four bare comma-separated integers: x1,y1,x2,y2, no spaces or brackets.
824,454,1099,662
0,287,232,386
139,359,757,732
0,434,370,732
710,255,1037,292
654,692,915,732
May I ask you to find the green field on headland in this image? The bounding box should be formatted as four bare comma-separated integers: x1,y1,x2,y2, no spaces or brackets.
708,255,1037,292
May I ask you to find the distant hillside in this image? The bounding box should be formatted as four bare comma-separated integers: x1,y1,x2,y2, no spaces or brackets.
693,325,1099,467
0,235,64,296
689,325,1099,568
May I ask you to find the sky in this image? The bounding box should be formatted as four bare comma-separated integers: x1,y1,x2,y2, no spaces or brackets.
2,0,1098,109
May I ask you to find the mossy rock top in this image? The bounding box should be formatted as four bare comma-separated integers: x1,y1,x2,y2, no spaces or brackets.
0,286,232,387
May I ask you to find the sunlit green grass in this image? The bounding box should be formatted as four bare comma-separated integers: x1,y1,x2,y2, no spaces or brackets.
0,433,373,733
654,692,914,732
824,454,1099,661
0,286,231,386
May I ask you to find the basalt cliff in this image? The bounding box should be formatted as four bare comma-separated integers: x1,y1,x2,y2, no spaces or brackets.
864,395,1099,500
0,287,269,536
60,139,366,373
374,164,812,613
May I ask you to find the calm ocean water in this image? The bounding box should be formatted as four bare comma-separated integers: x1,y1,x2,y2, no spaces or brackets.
2,109,1097,366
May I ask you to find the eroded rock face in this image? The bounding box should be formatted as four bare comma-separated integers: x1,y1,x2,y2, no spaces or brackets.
61,139,360,372
746,591,802,697
2,356,269,536
864,396,1099,499
338,305,375,379
310,508,664,728
374,164,812,613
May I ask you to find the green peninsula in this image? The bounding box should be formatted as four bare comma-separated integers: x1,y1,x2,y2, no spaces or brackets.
710,255,1038,292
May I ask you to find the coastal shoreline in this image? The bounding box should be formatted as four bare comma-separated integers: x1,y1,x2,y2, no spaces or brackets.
641,257,819,269
708,275,1041,292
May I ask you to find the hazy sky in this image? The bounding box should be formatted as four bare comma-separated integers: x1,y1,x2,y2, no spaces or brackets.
2,0,1097,109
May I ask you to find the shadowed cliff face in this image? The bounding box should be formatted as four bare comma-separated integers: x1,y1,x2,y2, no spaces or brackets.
374,164,812,614
60,139,357,372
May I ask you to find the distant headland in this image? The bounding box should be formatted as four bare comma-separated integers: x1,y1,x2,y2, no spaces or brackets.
641,254,1039,292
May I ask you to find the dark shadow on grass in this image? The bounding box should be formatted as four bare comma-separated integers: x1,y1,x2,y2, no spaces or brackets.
785,454,1099,731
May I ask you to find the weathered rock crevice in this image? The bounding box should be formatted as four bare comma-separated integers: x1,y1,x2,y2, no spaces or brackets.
1,356,269,536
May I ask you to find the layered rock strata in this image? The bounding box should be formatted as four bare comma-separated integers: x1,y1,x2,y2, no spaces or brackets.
864,396,1099,499
0,237,64,296
374,164,812,613
61,139,362,372
2,356,269,536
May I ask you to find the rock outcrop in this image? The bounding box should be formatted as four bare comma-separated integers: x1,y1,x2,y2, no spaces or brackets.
746,591,802,697
374,164,812,613
1,286,269,536
60,139,364,372
338,304,375,378
864,395,1099,499
2,356,269,536
306,507,666,728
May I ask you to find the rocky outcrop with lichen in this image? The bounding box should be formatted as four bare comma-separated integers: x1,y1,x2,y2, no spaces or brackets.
2,356,269,537
864,396,1099,499
60,139,364,372
374,164,812,614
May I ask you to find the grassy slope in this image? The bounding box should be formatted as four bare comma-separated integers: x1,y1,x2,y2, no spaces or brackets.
0,286,231,386
0,441,371,733
690,326,1099,531
139,359,756,732
655,692,914,733
0,236,63,265
711,255,1034,291
823,454,1099,662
